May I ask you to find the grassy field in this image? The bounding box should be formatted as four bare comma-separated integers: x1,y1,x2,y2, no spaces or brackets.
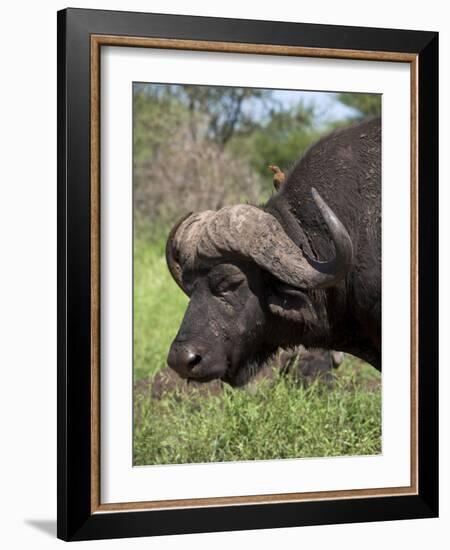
133,231,382,466
134,228,188,382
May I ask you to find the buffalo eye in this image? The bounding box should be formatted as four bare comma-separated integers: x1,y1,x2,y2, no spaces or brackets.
209,271,245,296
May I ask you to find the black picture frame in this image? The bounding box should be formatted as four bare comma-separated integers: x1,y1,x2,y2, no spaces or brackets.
57,7,438,541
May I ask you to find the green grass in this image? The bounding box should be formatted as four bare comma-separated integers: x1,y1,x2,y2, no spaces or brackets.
133,229,381,465
134,227,188,381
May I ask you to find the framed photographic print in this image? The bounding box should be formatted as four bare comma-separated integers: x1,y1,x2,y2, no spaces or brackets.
57,8,438,541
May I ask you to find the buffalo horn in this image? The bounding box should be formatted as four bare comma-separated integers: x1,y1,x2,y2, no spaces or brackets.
166,188,353,291
165,212,193,294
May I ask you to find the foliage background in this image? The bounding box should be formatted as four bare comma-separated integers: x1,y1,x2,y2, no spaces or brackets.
133,84,381,465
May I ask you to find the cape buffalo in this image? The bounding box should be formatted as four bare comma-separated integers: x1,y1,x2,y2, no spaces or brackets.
166,117,381,387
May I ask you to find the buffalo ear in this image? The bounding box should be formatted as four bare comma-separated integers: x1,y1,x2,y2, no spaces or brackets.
267,284,318,323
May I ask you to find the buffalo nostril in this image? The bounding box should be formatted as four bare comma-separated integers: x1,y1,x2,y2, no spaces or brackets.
168,344,203,375
186,352,202,369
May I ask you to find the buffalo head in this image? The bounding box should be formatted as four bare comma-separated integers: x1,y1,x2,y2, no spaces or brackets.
166,188,353,387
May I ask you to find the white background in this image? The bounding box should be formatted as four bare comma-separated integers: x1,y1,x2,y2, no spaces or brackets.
102,47,411,503
0,1,446,548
